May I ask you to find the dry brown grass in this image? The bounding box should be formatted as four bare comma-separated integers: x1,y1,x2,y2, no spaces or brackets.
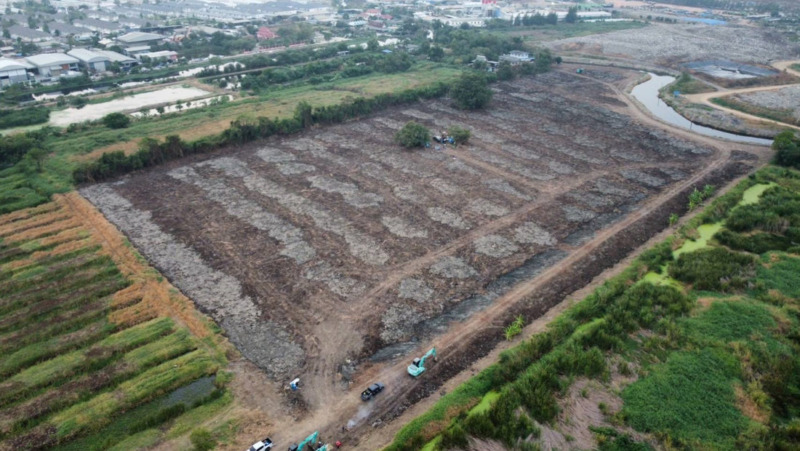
55,193,218,339
0,202,59,227
734,385,770,424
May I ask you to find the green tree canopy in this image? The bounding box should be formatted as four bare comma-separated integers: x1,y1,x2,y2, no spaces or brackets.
395,121,430,148
773,130,800,169
450,71,492,110
102,112,131,129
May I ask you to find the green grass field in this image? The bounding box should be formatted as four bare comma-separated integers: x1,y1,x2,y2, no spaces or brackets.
0,196,235,449
0,62,460,215
388,165,800,450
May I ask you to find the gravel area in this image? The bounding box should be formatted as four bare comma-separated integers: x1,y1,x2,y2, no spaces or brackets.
397,278,435,303
429,256,478,279
382,216,428,238
427,207,471,230
474,235,519,258
514,222,557,246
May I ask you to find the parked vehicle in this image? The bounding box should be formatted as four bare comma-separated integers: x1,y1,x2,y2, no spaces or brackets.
247,437,273,451
360,382,385,401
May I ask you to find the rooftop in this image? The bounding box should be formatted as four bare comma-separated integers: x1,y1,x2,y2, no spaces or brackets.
25,53,79,67
117,32,166,44
0,58,34,71
67,48,110,63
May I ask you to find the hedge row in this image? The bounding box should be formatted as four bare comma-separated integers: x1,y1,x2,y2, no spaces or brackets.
72,81,450,184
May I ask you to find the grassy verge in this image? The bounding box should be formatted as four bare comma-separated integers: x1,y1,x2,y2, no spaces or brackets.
388,165,800,450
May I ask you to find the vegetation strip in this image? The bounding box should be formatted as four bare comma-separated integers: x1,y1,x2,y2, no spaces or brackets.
388,163,800,450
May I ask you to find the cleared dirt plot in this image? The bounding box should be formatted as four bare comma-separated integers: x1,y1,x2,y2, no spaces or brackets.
549,22,795,66
78,68,763,437
0,194,237,450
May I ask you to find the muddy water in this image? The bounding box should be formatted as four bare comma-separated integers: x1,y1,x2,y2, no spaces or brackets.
631,74,773,146
369,250,567,362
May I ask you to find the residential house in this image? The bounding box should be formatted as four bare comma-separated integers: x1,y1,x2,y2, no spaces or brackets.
74,18,123,35
499,50,533,65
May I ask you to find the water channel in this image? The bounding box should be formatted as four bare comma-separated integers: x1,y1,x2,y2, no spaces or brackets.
630,73,774,146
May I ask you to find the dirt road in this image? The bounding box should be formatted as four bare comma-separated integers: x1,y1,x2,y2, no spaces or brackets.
682,60,800,132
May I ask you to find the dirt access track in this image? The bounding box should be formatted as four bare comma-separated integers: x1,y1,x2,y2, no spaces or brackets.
81,67,766,448
683,59,800,132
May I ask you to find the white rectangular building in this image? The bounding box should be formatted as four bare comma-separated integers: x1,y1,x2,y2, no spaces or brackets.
25,53,80,77
67,48,111,73
0,58,33,87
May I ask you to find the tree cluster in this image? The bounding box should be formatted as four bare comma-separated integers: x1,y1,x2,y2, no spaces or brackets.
773,130,800,169
0,107,48,129
73,82,450,183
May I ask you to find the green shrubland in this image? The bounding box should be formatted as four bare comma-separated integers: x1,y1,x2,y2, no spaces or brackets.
389,165,800,450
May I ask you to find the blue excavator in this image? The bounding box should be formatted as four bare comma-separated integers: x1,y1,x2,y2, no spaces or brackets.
407,347,436,377
287,431,327,451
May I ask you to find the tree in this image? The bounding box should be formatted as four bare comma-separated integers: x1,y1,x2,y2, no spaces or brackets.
294,101,313,129
102,112,131,129
496,62,515,81
546,12,558,25
428,45,444,61
772,130,800,168
395,121,430,148
450,71,492,110
566,7,579,24
448,126,470,145
367,38,380,52
25,147,48,172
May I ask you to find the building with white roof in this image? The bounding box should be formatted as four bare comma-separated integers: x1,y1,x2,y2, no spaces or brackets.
67,48,110,72
136,50,178,62
25,53,79,77
91,49,138,69
0,58,33,87
117,32,166,46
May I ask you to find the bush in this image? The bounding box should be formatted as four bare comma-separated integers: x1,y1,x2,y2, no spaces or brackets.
669,247,756,291
714,229,792,254
190,428,216,451
395,121,430,148
448,126,471,145
504,315,524,341
0,107,49,129
102,112,131,129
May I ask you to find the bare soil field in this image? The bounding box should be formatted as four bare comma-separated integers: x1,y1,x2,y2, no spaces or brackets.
548,22,796,67
81,68,763,447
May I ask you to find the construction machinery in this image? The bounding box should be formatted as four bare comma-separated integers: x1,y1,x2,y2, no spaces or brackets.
407,347,436,377
287,431,327,451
